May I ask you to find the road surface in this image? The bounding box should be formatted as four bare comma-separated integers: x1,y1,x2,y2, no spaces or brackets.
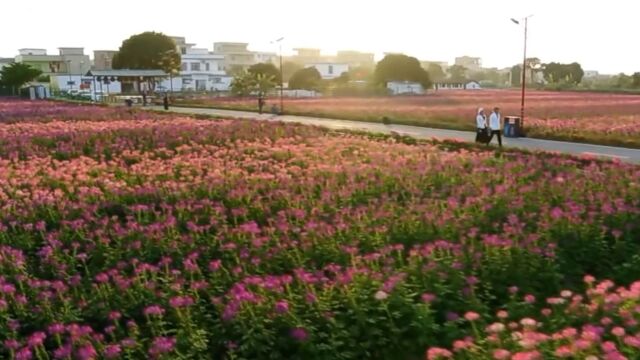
154,106,640,164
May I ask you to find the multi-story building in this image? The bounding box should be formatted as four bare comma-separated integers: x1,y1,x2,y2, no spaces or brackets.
180,47,227,91
253,51,277,65
288,48,329,65
15,48,90,76
335,51,375,69
213,42,256,72
454,56,482,71
93,50,117,70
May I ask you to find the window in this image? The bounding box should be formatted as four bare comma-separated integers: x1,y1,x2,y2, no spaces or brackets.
180,63,187,71
328,65,333,75
181,47,186,55
191,63,200,71
205,63,210,71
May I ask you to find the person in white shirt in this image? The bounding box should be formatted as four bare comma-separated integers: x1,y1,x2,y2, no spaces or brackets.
475,108,487,143
488,107,502,147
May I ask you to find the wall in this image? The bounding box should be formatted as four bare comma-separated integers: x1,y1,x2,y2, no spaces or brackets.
387,82,424,95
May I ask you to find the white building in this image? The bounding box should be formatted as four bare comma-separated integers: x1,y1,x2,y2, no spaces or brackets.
179,47,227,91
435,80,482,90
583,70,599,78
254,52,277,65
305,63,349,80
387,81,424,95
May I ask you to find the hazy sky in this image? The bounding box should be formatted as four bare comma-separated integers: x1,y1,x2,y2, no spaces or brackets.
2,0,638,74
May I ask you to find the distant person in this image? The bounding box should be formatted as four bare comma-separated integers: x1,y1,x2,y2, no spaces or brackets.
163,93,170,110
142,91,147,107
475,108,488,143
258,96,265,114
488,107,502,147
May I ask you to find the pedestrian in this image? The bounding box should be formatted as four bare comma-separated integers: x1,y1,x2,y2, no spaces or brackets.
475,108,488,143
163,93,169,110
488,107,502,147
142,91,147,107
258,96,265,114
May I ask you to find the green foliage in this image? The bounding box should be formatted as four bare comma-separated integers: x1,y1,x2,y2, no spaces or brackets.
230,72,276,97
510,65,521,87
289,67,322,90
249,63,282,83
426,63,446,82
374,54,432,88
112,31,180,73
447,65,467,82
282,61,303,82
348,66,374,82
542,62,584,85
0,63,42,92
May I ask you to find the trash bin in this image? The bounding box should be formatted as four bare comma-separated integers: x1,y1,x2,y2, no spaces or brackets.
503,116,522,137
125,99,133,107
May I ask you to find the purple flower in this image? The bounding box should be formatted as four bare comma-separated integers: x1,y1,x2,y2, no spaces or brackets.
53,344,72,359
169,295,195,308
149,336,176,358
27,332,46,348
208,259,222,272
48,323,65,335
421,293,436,303
76,343,97,360
290,327,309,341
275,300,289,314
15,347,33,360
4,339,20,350
104,344,122,359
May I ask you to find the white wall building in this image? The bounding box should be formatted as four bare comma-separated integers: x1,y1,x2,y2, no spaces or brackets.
387,81,424,95
179,47,227,91
254,52,277,65
435,80,482,90
305,63,349,80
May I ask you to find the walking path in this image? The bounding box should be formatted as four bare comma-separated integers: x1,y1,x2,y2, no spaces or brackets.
154,106,640,164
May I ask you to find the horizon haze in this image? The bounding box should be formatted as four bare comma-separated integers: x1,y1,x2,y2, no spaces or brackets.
1,0,638,74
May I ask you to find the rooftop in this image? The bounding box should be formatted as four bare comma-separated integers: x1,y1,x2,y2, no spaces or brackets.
86,69,168,77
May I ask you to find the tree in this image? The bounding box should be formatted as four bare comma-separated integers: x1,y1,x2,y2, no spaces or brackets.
374,54,431,88
0,63,42,94
282,61,303,83
289,67,322,90
632,72,640,88
230,72,256,97
348,66,374,82
248,63,281,83
113,32,180,71
542,62,584,85
510,65,521,87
426,64,446,82
447,65,467,82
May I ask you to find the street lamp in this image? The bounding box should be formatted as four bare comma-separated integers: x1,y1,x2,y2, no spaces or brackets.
511,15,533,132
272,37,285,115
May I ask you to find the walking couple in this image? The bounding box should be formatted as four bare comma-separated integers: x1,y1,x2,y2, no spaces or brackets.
475,107,502,147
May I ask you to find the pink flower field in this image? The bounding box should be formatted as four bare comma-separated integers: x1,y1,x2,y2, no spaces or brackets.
0,98,639,359
177,90,640,148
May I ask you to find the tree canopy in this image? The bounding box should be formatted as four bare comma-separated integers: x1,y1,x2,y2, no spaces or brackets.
374,54,431,88
282,61,303,83
248,63,281,83
447,65,468,82
426,64,446,82
230,72,276,97
112,32,180,73
542,62,584,85
0,63,42,93
289,67,322,90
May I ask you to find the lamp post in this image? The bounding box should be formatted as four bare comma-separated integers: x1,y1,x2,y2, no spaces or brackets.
511,15,533,131
272,37,284,115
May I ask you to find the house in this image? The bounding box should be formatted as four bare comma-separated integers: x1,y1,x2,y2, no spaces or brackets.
93,50,117,70
435,80,482,90
387,81,424,95
179,47,226,91
305,63,349,80
213,42,256,72
15,48,91,78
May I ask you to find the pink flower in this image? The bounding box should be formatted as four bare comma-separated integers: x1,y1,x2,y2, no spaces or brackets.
497,310,508,319
524,294,536,304
421,293,436,303
289,327,308,341
143,305,165,316
274,300,289,314
520,318,537,328
554,346,574,358
612,327,625,337
464,311,480,321
584,274,596,284
511,350,541,360
492,349,510,360
426,347,453,359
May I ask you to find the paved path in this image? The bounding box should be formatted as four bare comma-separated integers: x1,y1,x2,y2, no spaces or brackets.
155,106,640,164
